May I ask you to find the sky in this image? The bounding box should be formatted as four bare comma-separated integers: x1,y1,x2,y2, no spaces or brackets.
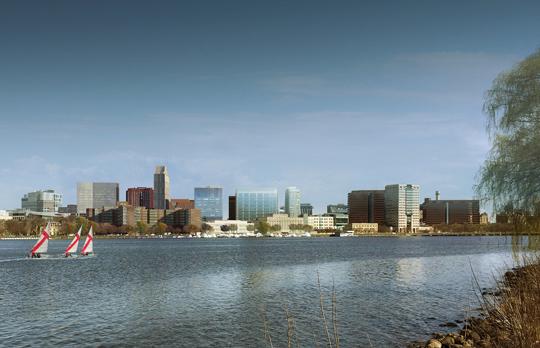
0,0,539,214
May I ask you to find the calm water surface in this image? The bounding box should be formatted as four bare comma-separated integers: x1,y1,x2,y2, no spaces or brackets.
0,236,523,347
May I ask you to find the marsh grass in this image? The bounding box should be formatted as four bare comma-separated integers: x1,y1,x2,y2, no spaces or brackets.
263,273,340,348
470,254,540,347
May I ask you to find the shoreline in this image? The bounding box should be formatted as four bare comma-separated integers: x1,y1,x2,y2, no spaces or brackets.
408,261,540,348
0,232,532,240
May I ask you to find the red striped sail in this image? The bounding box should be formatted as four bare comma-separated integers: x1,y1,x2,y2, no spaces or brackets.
30,223,50,256
64,226,82,256
81,227,94,255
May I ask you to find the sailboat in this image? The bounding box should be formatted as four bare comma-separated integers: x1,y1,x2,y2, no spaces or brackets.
80,226,94,256
28,223,51,258
64,226,82,257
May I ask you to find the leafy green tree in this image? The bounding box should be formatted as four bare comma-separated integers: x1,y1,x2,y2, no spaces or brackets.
5,220,27,236
477,49,540,219
183,224,200,234
255,221,271,235
303,224,313,232
271,224,281,232
152,222,167,235
246,224,255,232
120,224,135,236
202,223,214,233
136,221,148,235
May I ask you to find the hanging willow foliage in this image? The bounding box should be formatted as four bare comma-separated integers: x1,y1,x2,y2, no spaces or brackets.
477,49,540,215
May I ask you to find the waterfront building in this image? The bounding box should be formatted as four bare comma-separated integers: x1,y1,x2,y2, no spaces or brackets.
77,182,119,214
153,165,170,209
58,204,78,215
114,205,148,226
194,186,223,221
236,188,278,222
21,190,63,213
228,196,236,220
126,187,154,209
348,190,385,224
284,187,301,217
170,199,195,210
0,210,12,220
300,203,313,216
89,205,201,228
304,215,335,230
205,220,254,235
420,193,480,225
349,223,378,233
327,204,348,214
480,212,489,225
264,213,304,232
324,212,349,230
162,208,202,229
384,184,420,233
496,214,511,224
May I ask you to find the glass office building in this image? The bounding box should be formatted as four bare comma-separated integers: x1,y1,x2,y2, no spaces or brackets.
284,187,301,217
77,182,119,214
194,186,223,221
236,189,278,222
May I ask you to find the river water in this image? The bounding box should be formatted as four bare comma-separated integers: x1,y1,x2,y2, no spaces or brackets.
0,236,524,347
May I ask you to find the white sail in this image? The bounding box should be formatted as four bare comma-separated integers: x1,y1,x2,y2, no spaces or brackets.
81,227,94,254
65,226,82,255
30,223,50,255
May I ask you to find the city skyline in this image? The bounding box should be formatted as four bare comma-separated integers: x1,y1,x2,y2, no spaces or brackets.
6,164,486,217
1,1,539,213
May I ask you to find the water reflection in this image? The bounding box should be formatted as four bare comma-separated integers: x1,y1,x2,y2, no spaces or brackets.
0,237,529,347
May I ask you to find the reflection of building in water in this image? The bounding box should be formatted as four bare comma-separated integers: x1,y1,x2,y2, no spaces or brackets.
529,235,540,251
396,257,426,285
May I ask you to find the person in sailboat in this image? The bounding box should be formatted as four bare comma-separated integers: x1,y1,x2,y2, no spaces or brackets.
80,226,94,257
64,226,82,257
28,223,50,258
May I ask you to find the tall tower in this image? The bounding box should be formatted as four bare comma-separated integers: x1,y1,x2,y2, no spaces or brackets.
194,186,223,221
284,187,301,217
153,166,170,209
384,184,420,233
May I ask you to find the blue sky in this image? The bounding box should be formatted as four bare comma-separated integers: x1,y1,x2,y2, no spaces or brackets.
0,0,539,213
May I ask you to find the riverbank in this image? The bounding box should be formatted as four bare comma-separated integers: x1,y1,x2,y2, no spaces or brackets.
0,231,531,240
408,257,540,348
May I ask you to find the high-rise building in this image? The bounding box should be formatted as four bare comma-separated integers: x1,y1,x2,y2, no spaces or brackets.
236,189,278,222
58,204,78,215
228,196,236,220
327,204,348,214
194,186,223,221
300,203,313,216
348,190,385,224
126,187,154,209
284,187,301,217
153,166,170,209
420,193,480,225
170,199,195,210
21,190,63,212
77,183,119,214
384,184,420,233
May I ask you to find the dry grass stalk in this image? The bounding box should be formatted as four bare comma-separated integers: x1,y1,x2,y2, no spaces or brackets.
472,254,540,347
